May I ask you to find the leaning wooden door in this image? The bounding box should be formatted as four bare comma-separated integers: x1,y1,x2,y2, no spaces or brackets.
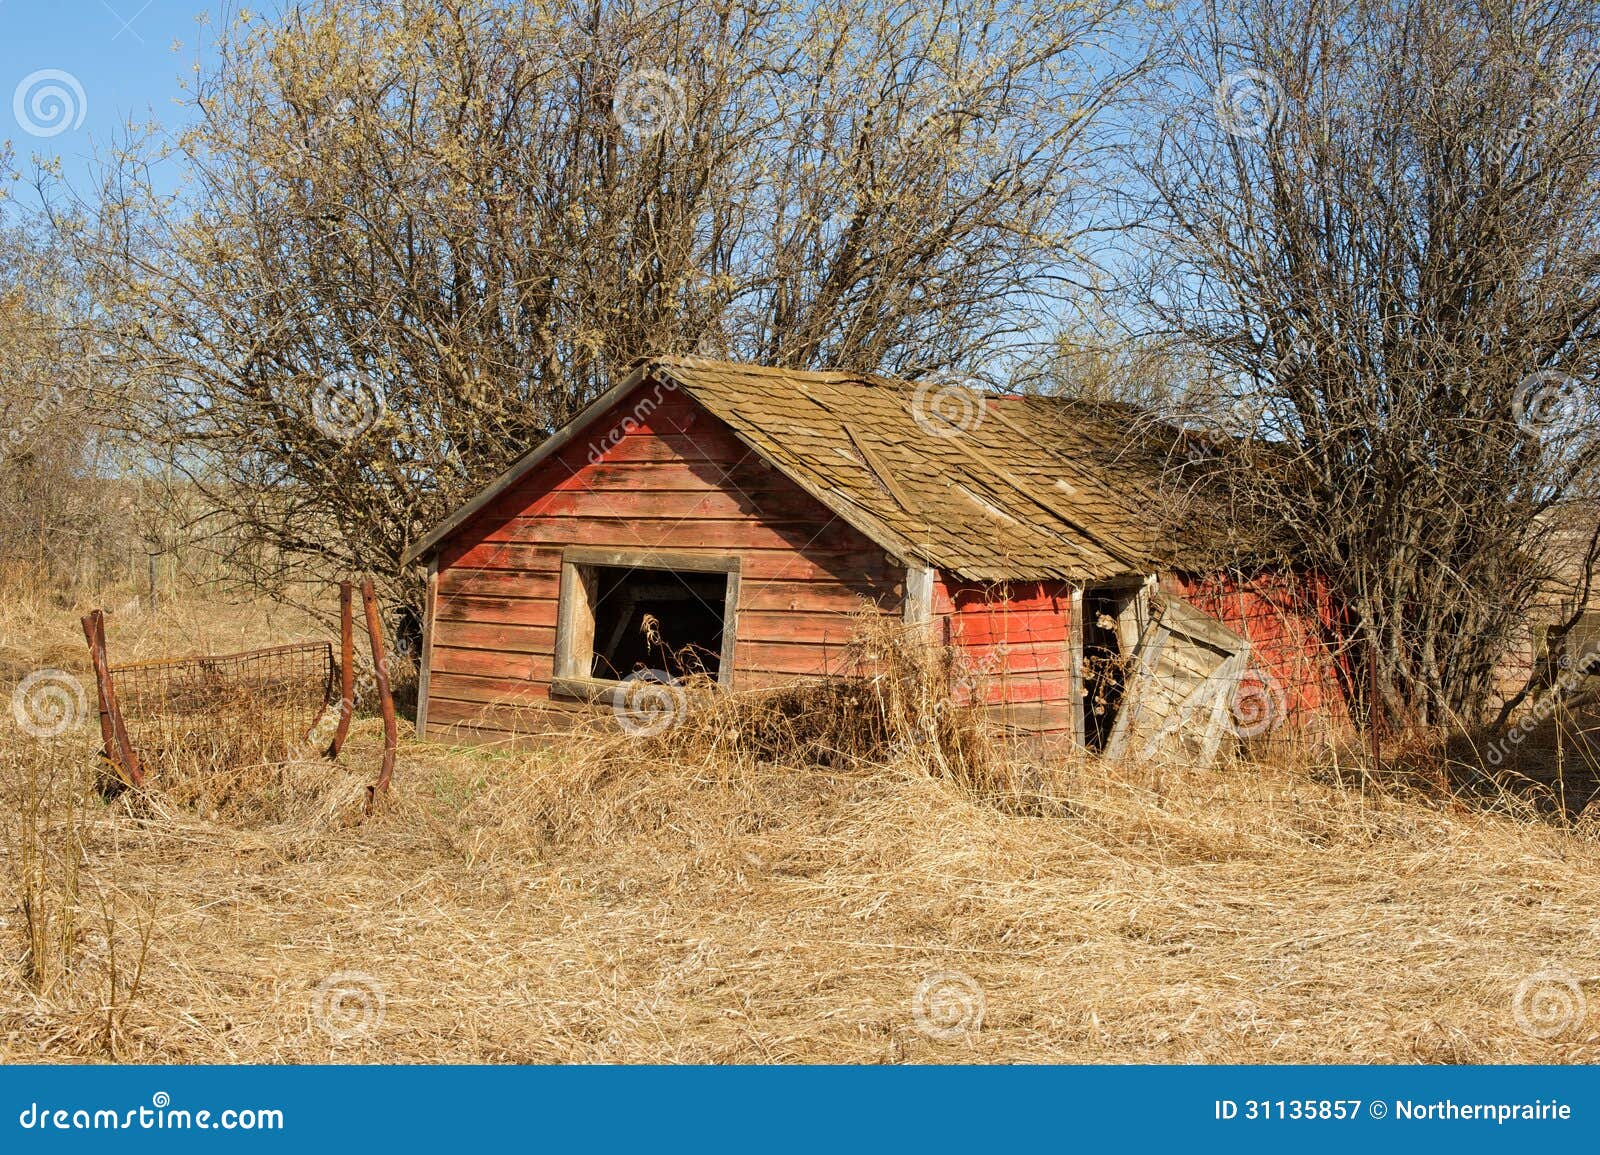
1102,594,1251,767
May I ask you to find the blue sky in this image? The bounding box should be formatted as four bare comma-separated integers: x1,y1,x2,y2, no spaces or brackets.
2,0,217,208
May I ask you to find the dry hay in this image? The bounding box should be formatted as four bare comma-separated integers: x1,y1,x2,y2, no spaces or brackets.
10,719,1596,1065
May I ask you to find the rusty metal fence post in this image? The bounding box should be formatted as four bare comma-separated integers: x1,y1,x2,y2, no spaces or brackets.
360,578,399,812
80,609,144,787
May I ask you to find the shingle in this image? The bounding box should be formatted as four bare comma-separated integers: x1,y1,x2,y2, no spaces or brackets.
651,356,1207,582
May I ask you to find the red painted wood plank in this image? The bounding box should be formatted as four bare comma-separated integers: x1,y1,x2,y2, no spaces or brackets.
731,640,854,677
432,595,560,627
431,620,556,654
947,644,1073,678
429,671,551,705
431,645,552,682
964,678,1077,707
426,698,575,738
474,515,870,554
533,459,777,494
514,485,835,522
438,540,563,574
738,580,896,613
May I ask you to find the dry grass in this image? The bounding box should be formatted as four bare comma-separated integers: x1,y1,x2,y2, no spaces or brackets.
2,589,1600,1063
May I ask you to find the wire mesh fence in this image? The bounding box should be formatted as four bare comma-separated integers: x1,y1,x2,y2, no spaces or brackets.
109,642,340,773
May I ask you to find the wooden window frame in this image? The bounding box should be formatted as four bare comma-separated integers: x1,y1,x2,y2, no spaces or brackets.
550,547,741,702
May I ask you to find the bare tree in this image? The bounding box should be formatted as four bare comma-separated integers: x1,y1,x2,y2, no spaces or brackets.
60,0,1141,620
1130,0,1600,727
0,212,121,591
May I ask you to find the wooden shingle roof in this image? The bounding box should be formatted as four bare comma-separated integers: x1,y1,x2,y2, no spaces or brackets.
405,356,1201,581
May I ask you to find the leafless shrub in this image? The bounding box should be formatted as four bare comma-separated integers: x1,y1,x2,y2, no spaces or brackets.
1129,0,1600,731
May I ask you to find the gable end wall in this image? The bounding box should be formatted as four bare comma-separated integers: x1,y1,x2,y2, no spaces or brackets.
425,379,904,740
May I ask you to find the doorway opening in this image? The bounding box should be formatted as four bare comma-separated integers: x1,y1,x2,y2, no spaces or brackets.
1082,584,1145,750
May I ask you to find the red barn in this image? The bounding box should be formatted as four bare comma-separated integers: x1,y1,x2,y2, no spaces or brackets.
402,357,1345,755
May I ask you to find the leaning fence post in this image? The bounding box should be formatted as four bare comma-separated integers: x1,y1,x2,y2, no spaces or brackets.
80,610,144,787
326,581,355,758
360,579,398,812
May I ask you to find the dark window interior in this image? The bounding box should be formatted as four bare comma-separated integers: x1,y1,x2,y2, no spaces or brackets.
589,565,727,681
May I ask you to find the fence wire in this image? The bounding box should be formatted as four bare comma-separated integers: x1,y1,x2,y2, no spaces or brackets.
109,642,338,772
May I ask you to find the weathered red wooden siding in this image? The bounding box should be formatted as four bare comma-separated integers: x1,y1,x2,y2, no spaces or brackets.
1166,570,1348,730
427,379,902,738
932,577,1078,735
